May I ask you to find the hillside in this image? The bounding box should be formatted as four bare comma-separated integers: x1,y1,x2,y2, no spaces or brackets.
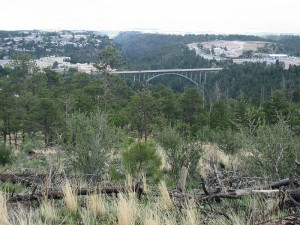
1,30,300,224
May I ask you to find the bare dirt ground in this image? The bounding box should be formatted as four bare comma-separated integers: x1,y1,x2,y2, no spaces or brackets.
200,40,268,58
188,40,300,68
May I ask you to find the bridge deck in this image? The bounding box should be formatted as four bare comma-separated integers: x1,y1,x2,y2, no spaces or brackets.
110,68,223,74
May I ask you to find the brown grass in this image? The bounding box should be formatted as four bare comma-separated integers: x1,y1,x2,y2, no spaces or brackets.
126,174,134,189
87,194,106,217
182,200,199,225
62,179,78,213
159,181,173,210
40,199,58,222
143,209,161,225
0,191,11,225
13,208,36,225
117,193,138,225
142,173,147,193
81,208,92,225
198,144,231,178
156,146,171,171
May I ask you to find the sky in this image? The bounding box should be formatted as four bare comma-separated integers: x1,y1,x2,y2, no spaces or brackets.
1,0,300,34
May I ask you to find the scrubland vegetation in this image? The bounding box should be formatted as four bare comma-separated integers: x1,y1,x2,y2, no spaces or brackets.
1,32,300,224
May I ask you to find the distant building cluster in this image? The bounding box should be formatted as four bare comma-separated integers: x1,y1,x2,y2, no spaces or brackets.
0,30,105,55
0,56,97,74
0,30,110,73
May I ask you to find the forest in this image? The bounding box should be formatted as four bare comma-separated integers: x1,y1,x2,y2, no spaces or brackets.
0,32,300,224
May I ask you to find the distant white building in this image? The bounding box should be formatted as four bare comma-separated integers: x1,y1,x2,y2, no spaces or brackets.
268,54,288,59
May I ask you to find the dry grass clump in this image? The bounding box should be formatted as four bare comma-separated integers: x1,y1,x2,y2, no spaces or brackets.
81,208,92,225
159,181,173,210
184,208,198,225
143,209,162,225
207,196,281,225
126,174,134,189
117,193,138,225
198,144,231,178
156,145,171,171
0,191,11,225
163,217,177,225
141,173,147,193
87,194,106,217
11,207,39,225
62,179,78,213
181,199,199,225
40,199,58,222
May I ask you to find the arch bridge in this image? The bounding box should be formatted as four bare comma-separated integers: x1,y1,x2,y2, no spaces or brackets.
110,68,223,87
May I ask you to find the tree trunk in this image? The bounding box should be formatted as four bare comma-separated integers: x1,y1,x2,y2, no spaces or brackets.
22,131,25,144
103,70,108,112
44,116,49,146
14,132,17,146
3,131,7,145
270,178,292,189
8,131,12,146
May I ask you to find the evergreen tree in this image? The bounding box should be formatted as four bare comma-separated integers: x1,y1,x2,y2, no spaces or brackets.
210,99,229,131
179,87,208,135
128,87,158,141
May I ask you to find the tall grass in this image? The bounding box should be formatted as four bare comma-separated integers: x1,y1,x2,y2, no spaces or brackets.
142,173,147,193
87,194,106,217
81,208,92,225
163,217,177,225
126,174,133,190
0,191,10,225
181,200,199,225
198,144,231,179
62,179,78,213
144,209,161,225
117,193,138,225
158,181,173,210
40,199,58,222
14,209,35,225
0,177,287,225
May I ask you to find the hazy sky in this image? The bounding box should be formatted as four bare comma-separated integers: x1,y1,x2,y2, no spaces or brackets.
1,0,299,34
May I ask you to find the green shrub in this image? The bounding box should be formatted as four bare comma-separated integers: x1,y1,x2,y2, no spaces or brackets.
155,127,184,178
156,127,203,183
197,127,241,154
122,141,162,182
65,110,120,179
238,119,300,179
0,144,14,166
216,129,241,154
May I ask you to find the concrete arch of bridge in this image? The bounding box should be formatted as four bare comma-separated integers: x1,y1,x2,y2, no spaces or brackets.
146,73,199,86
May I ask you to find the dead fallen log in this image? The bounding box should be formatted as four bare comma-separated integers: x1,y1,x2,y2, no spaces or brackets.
287,187,300,202
228,189,281,199
227,188,300,201
0,173,81,187
0,174,41,187
7,184,144,204
193,187,300,206
269,178,299,189
270,178,291,189
258,214,300,225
